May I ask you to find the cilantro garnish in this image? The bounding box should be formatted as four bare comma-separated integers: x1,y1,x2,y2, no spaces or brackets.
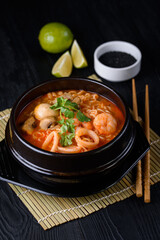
61,107,74,118
58,119,75,147
60,133,75,147
50,97,91,147
65,99,79,111
58,119,75,134
50,97,79,117
76,110,91,122
50,97,91,122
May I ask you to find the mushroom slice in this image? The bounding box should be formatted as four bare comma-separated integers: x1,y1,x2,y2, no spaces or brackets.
22,116,36,135
34,103,59,120
39,117,56,130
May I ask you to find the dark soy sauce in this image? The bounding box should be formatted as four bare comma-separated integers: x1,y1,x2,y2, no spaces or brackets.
99,51,137,68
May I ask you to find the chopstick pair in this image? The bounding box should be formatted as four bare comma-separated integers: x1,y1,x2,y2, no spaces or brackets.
132,79,150,203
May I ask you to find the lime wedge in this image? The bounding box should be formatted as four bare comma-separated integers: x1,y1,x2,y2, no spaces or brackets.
51,51,73,77
71,40,88,68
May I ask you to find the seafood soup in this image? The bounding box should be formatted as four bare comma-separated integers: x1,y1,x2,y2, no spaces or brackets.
16,90,125,153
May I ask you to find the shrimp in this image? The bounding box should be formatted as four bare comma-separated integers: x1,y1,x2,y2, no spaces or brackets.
93,112,117,135
75,128,99,149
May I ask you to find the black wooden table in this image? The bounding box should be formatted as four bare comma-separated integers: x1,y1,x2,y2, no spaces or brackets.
0,0,160,239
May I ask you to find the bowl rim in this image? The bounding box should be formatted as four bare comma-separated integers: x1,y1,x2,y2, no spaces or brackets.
10,77,130,157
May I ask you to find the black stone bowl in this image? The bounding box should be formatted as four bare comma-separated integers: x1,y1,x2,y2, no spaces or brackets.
5,77,138,186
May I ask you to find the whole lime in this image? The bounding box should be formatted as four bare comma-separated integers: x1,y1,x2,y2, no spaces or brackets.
38,22,73,53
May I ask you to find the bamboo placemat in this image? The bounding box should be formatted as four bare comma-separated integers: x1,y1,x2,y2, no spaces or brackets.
0,75,160,230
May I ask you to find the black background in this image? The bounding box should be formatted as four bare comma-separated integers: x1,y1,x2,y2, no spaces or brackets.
0,0,160,239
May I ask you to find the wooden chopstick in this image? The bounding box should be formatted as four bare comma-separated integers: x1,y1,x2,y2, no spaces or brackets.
132,79,143,197
144,85,150,203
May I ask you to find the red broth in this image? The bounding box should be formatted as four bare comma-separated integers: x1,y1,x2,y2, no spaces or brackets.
16,90,125,153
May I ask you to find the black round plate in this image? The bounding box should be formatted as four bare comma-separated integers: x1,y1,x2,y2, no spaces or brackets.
0,122,149,197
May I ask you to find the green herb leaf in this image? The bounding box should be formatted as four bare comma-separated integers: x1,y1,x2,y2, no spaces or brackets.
60,124,68,134
58,117,75,146
65,99,79,110
61,107,74,118
50,97,67,110
60,133,75,147
50,97,90,146
66,133,75,145
66,118,74,125
76,110,91,122
66,119,75,133
58,97,68,106
60,135,65,146
59,119,75,135
58,119,65,125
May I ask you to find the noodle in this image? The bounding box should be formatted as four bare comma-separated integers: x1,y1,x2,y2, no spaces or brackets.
42,131,58,150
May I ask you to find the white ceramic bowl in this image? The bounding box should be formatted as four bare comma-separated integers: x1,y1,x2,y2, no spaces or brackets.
94,41,142,82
